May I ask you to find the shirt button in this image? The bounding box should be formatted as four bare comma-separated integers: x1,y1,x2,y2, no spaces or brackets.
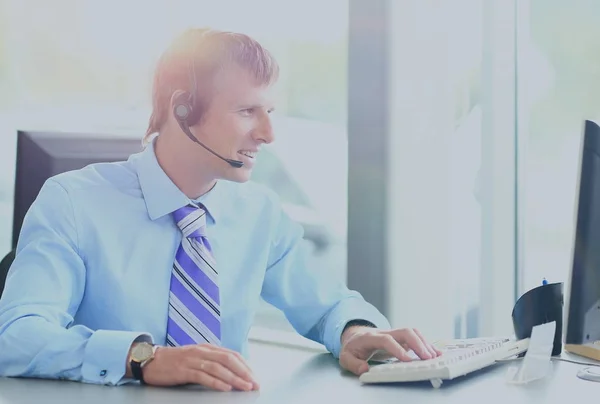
100,370,107,377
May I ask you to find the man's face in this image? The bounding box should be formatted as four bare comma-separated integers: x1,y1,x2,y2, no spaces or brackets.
191,66,276,183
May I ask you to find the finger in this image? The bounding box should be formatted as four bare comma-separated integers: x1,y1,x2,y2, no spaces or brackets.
368,334,413,362
222,349,260,390
187,367,232,392
413,328,442,357
213,346,256,379
409,328,437,357
201,348,257,385
195,360,254,391
339,351,369,375
196,346,259,390
201,344,254,372
387,329,432,360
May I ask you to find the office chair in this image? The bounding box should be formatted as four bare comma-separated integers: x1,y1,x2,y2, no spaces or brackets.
0,250,15,298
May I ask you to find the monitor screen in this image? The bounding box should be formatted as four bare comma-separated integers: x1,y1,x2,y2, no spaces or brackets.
565,120,600,345
12,130,143,249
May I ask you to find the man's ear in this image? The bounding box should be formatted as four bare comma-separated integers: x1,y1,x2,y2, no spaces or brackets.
170,89,189,106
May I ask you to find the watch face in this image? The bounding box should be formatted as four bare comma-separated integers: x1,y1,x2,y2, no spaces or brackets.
132,343,154,362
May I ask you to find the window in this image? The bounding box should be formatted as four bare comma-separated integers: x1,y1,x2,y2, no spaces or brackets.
517,0,600,294
0,0,349,333
348,0,516,340
385,0,517,339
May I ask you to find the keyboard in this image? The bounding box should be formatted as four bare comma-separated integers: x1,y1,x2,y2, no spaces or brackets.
359,337,530,388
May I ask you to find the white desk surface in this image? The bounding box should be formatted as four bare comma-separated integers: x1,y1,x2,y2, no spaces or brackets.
0,341,597,404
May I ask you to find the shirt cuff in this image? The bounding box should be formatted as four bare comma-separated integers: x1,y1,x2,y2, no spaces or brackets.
81,330,153,385
323,297,391,358
342,319,377,334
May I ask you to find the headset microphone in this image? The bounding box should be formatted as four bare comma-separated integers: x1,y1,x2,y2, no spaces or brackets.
173,93,244,169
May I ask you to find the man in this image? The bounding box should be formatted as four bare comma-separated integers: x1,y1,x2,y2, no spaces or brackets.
0,28,440,391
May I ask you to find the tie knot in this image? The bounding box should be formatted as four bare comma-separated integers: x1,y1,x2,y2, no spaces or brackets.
172,204,207,238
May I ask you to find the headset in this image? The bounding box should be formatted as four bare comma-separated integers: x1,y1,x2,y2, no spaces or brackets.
172,54,244,168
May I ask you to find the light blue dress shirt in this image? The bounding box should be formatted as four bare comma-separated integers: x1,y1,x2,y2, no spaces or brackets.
0,140,389,385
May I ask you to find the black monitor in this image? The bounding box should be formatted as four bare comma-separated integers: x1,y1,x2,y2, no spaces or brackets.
12,130,143,249
565,120,600,360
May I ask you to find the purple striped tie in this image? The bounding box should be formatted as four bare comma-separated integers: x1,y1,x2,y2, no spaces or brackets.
166,203,221,346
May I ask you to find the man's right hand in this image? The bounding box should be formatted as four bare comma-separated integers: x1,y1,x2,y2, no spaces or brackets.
140,344,259,392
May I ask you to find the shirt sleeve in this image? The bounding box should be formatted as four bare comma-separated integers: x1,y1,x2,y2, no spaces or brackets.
0,179,151,385
260,198,391,358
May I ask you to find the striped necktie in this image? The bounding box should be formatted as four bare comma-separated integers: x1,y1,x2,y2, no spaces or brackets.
166,203,221,346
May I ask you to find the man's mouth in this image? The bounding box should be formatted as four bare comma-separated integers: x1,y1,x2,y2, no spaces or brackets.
238,150,258,158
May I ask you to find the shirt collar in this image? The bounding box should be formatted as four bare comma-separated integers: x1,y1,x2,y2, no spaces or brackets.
134,139,224,223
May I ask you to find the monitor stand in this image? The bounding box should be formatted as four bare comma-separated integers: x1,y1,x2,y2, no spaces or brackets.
565,342,600,361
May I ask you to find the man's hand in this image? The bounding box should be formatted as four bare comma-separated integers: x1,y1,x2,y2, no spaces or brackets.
339,326,442,375
136,344,259,392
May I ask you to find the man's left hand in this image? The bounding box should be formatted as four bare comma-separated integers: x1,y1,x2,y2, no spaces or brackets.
339,326,442,375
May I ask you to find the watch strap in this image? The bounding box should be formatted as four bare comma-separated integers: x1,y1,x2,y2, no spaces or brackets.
131,359,145,384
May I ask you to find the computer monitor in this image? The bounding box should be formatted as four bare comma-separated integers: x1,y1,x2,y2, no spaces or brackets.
565,119,600,360
12,130,143,249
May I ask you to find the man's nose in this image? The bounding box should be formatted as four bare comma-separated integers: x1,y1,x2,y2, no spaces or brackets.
254,112,274,144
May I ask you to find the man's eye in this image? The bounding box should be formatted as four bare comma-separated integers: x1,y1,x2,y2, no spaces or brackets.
239,108,254,116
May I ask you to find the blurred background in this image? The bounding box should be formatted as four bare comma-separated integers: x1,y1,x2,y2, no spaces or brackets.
0,0,598,343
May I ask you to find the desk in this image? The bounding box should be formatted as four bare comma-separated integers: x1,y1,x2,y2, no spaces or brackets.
0,341,597,404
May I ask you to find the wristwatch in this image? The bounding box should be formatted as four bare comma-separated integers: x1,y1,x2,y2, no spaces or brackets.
129,342,158,384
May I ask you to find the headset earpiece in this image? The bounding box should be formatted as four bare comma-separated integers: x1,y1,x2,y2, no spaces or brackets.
174,102,191,122
173,90,204,126
172,91,193,123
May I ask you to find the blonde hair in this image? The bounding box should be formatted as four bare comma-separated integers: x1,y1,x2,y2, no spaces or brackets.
143,28,279,145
